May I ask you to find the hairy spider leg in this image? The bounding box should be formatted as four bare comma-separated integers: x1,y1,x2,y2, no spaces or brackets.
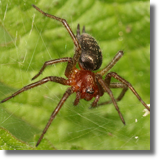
32,5,81,77
90,81,104,107
36,87,73,147
105,72,150,111
96,74,126,125
1,76,67,103
97,51,123,76
91,95,101,107
74,91,81,106
97,83,128,106
32,57,72,80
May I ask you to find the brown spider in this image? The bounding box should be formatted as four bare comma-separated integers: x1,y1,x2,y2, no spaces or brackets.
1,5,150,147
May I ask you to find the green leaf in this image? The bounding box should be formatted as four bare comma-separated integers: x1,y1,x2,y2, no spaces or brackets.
0,127,33,150
0,127,55,150
0,0,150,150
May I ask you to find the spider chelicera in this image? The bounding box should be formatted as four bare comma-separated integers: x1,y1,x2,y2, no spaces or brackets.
1,5,150,147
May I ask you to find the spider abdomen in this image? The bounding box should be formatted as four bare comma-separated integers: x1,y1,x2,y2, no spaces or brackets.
78,33,102,71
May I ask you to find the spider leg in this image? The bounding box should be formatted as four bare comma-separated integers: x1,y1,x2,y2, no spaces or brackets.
91,95,100,107
109,83,128,102
32,57,72,80
32,5,81,76
90,80,104,108
97,51,123,76
105,72,150,111
36,87,73,147
74,91,81,106
32,5,79,49
97,82,128,106
96,75,126,125
1,76,68,103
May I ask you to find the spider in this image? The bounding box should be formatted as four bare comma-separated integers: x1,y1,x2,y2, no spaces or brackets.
1,5,150,147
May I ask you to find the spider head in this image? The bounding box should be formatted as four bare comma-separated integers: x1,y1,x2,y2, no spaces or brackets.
74,70,99,101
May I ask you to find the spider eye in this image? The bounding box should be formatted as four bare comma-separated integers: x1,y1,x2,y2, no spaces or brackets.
86,87,94,94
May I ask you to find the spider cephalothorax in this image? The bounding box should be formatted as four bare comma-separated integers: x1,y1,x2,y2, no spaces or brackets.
1,5,150,147
68,69,101,101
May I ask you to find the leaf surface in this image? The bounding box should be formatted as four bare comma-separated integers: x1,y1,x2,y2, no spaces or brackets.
0,0,150,150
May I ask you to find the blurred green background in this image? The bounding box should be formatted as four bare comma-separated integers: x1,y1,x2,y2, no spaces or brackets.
0,0,150,150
